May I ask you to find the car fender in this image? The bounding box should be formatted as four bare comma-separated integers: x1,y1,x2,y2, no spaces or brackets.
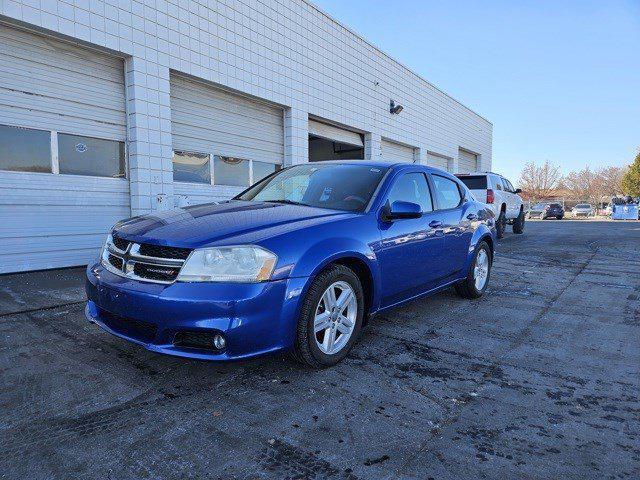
288,236,382,312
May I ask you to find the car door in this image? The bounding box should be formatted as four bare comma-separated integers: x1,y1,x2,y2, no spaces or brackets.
428,173,471,277
501,177,518,218
377,171,446,306
508,179,522,214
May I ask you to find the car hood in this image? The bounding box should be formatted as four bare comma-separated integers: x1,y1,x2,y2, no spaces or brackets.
113,200,355,248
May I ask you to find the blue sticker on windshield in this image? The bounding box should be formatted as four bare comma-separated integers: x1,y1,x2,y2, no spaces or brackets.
320,187,332,202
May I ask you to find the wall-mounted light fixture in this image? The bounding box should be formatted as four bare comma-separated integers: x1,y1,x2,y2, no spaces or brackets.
390,100,404,115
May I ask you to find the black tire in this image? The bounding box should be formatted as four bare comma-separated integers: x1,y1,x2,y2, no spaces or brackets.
513,209,525,234
496,210,506,239
556,215,563,220
454,241,492,299
291,264,364,369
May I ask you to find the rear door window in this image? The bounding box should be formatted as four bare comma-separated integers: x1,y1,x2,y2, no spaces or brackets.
432,174,462,210
502,178,515,192
457,175,486,190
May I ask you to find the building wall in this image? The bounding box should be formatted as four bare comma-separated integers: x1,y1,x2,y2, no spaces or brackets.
1,0,492,216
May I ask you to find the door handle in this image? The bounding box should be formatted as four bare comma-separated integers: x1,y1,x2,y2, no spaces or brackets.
429,220,443,228
466,213,478,220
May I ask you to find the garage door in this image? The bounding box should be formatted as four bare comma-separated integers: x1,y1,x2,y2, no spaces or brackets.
308,119,364,161
427,153,452,172
458,149,478,173
170,74,284,205
381,139,415,163
0,24,128,273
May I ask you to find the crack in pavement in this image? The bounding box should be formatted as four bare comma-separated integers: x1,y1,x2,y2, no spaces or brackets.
0,300,86,319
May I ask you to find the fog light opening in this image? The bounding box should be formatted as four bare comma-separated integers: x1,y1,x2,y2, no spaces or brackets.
213,334,226,350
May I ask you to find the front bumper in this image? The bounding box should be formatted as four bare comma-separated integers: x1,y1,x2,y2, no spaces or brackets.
85,262,308,361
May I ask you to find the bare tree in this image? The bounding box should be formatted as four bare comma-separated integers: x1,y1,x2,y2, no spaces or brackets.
562,166,626,204
518,160,561,198
562,167,600,203
595,166,626,199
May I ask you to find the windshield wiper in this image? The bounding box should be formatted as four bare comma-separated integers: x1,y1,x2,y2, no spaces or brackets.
264,199,309,206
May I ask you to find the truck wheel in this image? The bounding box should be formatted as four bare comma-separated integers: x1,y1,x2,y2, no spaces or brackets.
496,211,506,239
512,209,525,234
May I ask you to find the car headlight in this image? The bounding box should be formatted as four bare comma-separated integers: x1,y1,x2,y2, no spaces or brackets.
177,246,277,283
99,233,113,261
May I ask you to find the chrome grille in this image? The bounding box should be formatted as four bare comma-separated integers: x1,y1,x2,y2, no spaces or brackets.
102,235,191,284
138,243,191,260
111,235,130,252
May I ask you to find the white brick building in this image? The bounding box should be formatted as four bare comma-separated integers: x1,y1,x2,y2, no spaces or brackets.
0,0,492,273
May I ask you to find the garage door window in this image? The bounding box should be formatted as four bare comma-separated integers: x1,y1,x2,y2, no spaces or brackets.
214,156,250,187
58,134,125,178
173,151,211,184
253,161,280,183
0,124,51,173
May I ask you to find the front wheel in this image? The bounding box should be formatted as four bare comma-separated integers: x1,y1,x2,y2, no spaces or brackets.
291,265,364,368
455,241,492,299
512,209,525,234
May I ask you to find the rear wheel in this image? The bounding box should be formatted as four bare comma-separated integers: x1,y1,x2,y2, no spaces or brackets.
513,209,525,234
556,215,563,220
291,265,364,368
496,210,506,239
455,241,492,299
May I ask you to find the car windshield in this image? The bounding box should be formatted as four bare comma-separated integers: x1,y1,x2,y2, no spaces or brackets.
235,163,388,212
576,204,591,208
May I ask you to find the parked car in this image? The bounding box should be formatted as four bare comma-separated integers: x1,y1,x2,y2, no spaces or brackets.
572,203,595,217
86,162,497,368
455,172,525,238
527,203,563,219
527,203,546,219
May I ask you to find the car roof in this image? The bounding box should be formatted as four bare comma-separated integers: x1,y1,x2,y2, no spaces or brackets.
309,159,409,168
306,160,455,174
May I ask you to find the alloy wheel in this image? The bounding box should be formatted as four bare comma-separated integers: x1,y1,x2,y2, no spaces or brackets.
474,249,490,290
314,281,357,355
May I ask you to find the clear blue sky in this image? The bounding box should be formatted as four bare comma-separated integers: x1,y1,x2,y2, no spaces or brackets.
311,0,640,182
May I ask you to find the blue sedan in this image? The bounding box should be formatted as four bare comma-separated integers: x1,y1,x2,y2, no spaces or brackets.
86,161,496,368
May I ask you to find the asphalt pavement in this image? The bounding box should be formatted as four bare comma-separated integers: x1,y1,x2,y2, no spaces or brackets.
1,220,638,479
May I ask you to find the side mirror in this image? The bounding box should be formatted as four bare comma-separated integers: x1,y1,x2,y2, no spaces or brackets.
515,188,522,194
383,201,422,221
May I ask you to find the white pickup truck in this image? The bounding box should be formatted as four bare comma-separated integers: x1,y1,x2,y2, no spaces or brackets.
456,172,525,238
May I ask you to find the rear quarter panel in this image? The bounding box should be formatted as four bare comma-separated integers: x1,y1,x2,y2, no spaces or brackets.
464,202,497,273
